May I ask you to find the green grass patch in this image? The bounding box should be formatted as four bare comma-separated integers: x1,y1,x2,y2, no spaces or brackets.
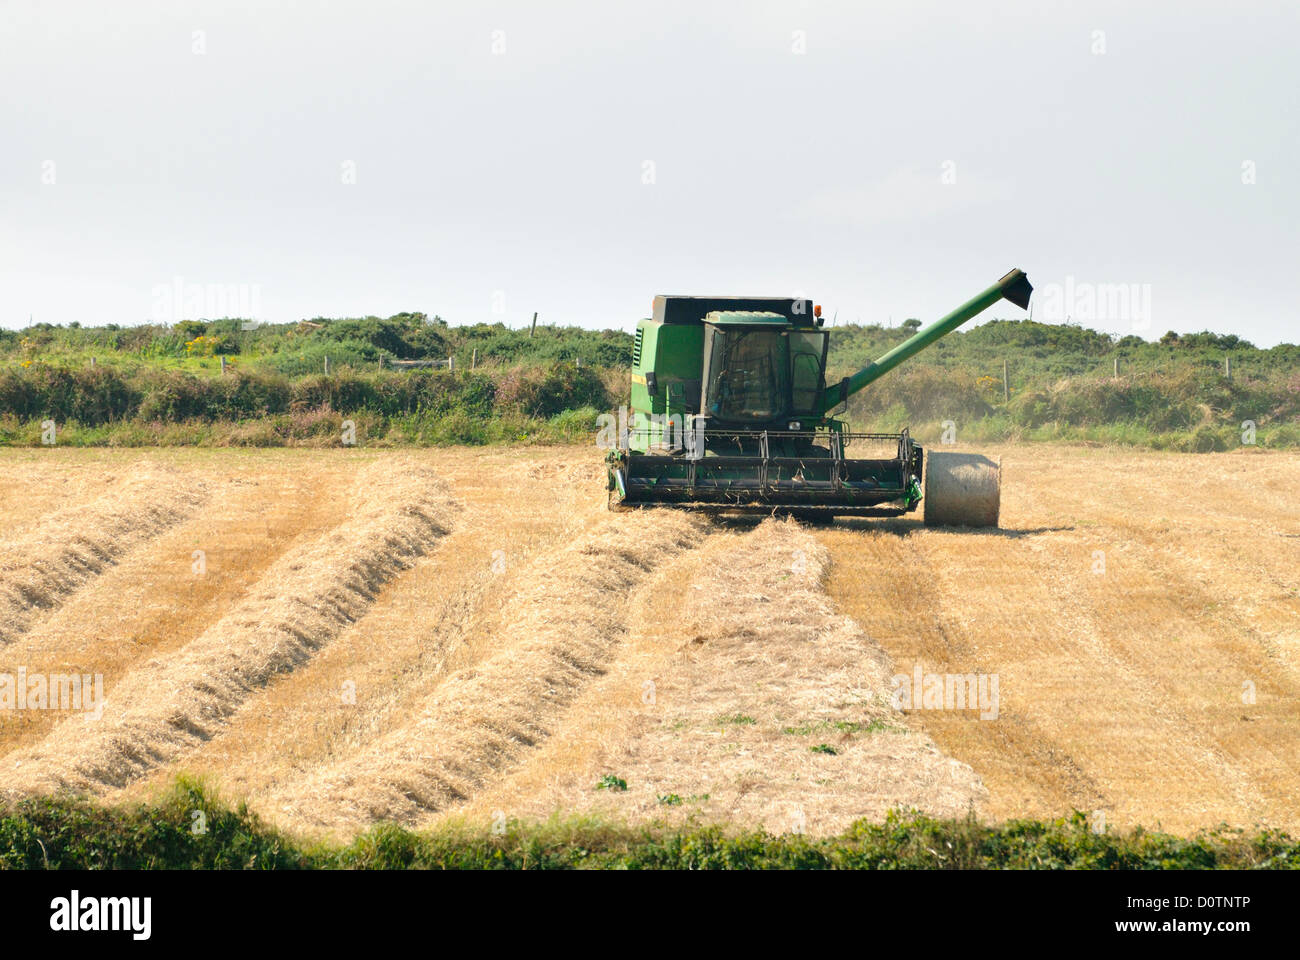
782,719,897,737
1,780,1296,869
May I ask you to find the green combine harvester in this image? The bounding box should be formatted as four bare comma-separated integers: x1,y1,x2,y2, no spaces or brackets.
606,268,1032,525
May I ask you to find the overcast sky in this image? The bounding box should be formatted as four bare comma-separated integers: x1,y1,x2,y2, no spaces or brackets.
2,0,1296,345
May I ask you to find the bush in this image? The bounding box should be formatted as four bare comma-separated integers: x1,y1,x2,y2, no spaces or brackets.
0,366,136,424
846,366,992,426
548,406,601,442
265,341,373,376
136,370,210,421
1181,424,1231,453
288,313,451,363
136,370,291,421
494,362,614,419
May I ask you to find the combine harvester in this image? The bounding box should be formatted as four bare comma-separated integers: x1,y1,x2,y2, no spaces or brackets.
606,269,1032,526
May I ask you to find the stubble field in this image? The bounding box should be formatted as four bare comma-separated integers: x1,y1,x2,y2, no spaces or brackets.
0,443,1296,840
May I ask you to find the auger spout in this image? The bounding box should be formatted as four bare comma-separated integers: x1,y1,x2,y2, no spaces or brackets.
817,268,1032,414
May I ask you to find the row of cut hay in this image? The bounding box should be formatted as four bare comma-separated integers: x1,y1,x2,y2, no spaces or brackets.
454,518,988,835
0,466,206,646
641,519,987,830
99,451,606,809
266,510,708,834
1,459,458,797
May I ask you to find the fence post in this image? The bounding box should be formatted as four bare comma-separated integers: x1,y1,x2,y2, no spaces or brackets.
378,355,384,371
220,356,227,375
1224,355,1232,379
324,356,330,375
530,311,538,338
89,356,95,368
448,355,454,374
471,347,477,370
1114,356,1119,377
1002,358,1009,402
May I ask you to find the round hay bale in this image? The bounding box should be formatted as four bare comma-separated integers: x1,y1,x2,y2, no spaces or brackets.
923,451,1001,527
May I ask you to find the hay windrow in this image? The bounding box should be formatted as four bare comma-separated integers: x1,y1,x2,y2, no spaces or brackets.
442,518,987,835
2,460,458,797
0,466,206,646
266,510,709,833
641,519,988,830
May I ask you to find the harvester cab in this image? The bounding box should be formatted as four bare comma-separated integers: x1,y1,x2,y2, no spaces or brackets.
607,269,1032,525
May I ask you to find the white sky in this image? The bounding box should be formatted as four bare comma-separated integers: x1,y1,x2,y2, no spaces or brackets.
2,0,1297,345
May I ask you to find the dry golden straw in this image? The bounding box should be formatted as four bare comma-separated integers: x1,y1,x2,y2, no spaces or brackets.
3,460,457,797
0,466,205,646
267,509,708,832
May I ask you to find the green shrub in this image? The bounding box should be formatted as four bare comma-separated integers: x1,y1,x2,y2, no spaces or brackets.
495,362,613,419
0,366,136,424
265,341,373,375
548,406,600,442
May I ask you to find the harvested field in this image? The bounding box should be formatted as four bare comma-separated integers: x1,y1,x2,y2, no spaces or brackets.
3,458,456,797
444,518,985,837
0,465,205,645
268,510,710,832
824,446,1300,835
0,444,1297,838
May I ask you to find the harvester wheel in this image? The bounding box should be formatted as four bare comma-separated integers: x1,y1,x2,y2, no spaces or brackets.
923,451,1001,528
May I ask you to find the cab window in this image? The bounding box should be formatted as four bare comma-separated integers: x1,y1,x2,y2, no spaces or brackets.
704,328,790,421
790,332,826,414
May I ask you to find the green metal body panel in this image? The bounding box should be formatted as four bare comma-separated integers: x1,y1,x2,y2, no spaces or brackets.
629,320,703,453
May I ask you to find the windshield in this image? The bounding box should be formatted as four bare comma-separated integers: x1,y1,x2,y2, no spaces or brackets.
704,328,800,421
703,327,827,421
707,325,826,421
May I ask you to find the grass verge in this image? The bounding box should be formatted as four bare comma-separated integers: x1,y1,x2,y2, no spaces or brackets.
1,779,1295,870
